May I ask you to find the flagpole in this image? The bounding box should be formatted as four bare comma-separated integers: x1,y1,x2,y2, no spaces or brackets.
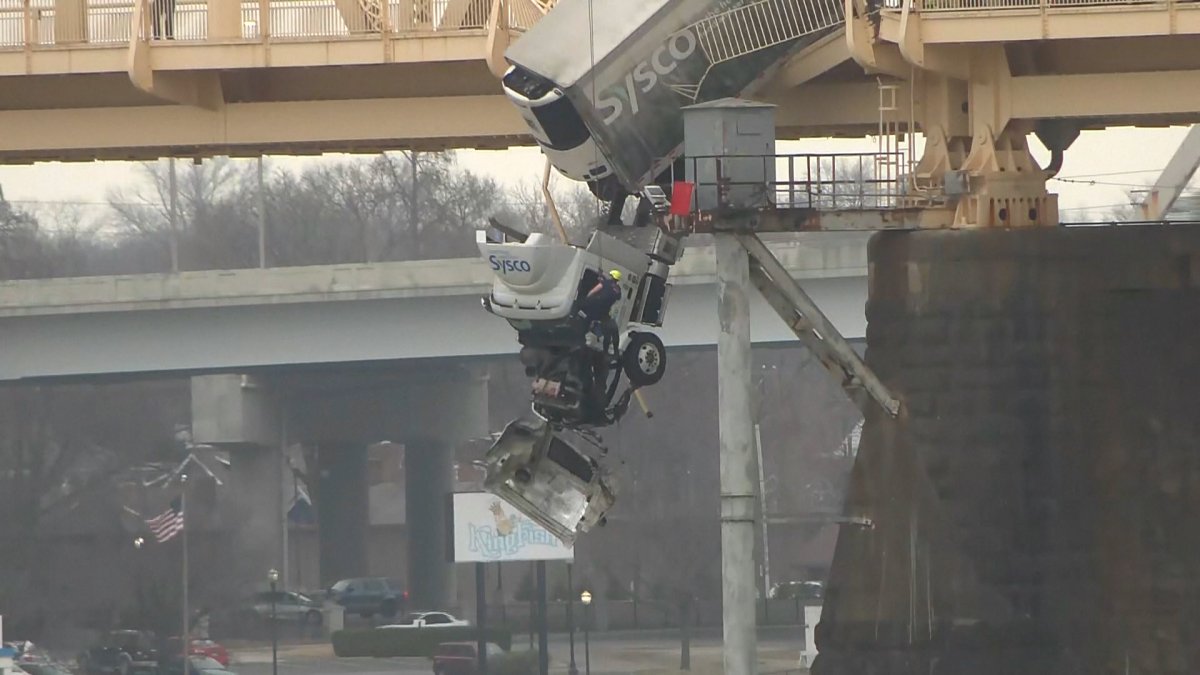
181,473,189,664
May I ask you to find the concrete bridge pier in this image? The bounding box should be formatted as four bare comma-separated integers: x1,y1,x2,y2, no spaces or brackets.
291,367,488,607
191,374,285,595
404,437,455,610
401,371,488,610
813,226,1200,675
315,442,370,586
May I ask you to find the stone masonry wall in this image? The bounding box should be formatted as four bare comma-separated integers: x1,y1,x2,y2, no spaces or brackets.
813,225,1200,675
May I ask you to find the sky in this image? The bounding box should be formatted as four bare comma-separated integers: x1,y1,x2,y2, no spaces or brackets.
0,125,1194,223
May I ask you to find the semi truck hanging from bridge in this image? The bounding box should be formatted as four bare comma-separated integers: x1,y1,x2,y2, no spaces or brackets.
478,0,895,545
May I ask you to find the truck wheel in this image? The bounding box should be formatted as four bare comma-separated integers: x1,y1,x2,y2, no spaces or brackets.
305,609,323,626
381,600,397,619
623,332,666,387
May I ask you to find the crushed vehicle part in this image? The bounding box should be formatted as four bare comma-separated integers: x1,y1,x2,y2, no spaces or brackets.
481,416,615,545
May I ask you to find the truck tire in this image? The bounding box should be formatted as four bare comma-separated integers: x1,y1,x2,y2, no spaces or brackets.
305,609,323,626
381,600,397,619
623,332,666,387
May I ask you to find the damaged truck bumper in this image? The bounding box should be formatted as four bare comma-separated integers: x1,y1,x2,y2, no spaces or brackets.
481,417,615,545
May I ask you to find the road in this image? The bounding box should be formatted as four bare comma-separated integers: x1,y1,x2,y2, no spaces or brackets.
231,631,808,675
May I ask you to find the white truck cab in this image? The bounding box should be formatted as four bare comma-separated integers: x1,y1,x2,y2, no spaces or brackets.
477,226,679,341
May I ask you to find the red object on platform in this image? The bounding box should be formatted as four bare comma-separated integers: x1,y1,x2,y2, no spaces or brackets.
670,181,694,216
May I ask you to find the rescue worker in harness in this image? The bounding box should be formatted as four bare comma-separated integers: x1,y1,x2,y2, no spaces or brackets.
566,269,627,426
579,269,622,349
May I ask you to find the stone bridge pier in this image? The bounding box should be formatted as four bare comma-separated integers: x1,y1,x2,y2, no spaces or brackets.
813,226,1200,675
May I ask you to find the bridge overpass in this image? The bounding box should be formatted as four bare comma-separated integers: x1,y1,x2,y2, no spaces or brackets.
0,233,868,381
3,0,1199,170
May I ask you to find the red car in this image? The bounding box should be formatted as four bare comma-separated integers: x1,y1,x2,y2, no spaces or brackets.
189,640,230,667
164,639,230,668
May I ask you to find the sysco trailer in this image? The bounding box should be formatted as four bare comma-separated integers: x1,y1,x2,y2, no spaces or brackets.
500,0,844,210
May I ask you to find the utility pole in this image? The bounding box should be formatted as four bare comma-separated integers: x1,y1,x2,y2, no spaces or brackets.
180,473,190,662
715,234,758,675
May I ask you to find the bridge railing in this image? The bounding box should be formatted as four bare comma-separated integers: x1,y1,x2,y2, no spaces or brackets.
0,0,541,49
889,0,1199,12
678,152,909,213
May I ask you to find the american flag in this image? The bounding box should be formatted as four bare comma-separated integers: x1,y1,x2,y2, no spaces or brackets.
145,496,185,543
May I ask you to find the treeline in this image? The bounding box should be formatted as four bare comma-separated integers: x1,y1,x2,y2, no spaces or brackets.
0,152,603,280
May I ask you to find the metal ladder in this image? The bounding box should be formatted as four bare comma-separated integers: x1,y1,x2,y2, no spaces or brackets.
875,80,906,208
736,232,902,417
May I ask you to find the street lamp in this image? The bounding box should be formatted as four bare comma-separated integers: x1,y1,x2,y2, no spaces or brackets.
567,566,577,675
268,568,280,675
580,591,592,675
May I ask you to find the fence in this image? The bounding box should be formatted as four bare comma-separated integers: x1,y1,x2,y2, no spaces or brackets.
678,152,909,213
911,0,1195,12
0,0,546,48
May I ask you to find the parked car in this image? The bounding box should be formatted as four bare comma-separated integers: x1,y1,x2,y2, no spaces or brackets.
78,647,125,675
431,642,506,675
326,577,407,619
161,640,228,668
80,632,158,675
248,590,323,625
380,612,469,629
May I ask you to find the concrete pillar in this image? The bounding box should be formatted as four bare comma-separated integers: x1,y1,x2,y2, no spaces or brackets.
715,233,758,675
317,443,369,587
192,374,283,595
287,366,488,605
405,438,454,609
227,444,284,591
401,370,488,610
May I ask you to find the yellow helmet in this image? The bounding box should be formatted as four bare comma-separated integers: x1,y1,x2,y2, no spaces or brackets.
609,269,622,281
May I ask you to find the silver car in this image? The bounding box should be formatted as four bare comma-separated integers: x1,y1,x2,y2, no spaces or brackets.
250,590,323,625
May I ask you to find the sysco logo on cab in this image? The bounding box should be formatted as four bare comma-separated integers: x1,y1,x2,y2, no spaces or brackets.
490,255,532,274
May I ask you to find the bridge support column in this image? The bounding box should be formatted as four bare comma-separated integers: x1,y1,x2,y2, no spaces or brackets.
191,374,284,594
714,233,758,675
289,367,488,604
317,443,370,586
404,438,454,610
813,226,1200,675
402,370,488,610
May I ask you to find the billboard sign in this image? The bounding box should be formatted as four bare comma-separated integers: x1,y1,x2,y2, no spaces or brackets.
451,492,574,563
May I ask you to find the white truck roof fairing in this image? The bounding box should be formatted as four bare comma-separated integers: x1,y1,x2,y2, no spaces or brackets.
477,231,586,318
